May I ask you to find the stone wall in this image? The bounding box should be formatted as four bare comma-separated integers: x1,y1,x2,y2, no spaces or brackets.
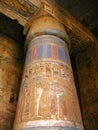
0,34,24,130
75,46,98,130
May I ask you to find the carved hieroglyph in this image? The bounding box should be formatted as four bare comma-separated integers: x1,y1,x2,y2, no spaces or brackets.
13,35,84,130
0,34,22,130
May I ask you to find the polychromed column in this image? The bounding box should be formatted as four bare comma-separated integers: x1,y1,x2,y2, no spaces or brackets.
13,15,84,130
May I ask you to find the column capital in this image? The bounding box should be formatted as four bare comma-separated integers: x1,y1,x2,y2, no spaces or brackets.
24,9,70,51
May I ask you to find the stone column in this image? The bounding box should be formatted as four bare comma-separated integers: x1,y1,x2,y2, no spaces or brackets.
0,33,23,130
13,15,84,130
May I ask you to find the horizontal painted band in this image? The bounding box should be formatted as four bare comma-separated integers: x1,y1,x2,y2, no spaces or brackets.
28,35,66,48
25,33,70,50
20,126,82,130
25,36,71,66
14,120,83,130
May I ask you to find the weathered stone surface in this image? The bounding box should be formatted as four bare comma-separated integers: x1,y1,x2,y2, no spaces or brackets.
0,34,23,130
13,14,83,130
0,0,96,54
75,46,98,130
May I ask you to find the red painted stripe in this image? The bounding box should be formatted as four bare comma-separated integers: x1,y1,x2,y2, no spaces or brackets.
32,46,38,60
50,98,56,115
52,45,58,60
62,100,67,115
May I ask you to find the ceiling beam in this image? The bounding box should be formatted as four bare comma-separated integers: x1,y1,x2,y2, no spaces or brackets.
41,0,96,44
0,0,97,53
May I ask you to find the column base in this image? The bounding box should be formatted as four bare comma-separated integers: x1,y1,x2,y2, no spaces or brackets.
20,127,82,130
14,120,84,130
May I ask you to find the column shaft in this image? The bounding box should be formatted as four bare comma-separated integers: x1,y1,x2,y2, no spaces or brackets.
13,15,84,130
0,34,22,130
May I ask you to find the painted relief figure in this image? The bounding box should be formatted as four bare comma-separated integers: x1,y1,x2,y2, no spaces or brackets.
34,76,43,118
49,82,67,120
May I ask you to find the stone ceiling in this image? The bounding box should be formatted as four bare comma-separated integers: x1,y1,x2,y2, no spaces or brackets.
0,0,97,55
56,0,98,39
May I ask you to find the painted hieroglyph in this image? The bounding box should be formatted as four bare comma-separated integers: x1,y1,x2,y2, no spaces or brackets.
13,35,83,130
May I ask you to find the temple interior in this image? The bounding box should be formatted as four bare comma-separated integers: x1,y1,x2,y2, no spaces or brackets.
0,0,98,130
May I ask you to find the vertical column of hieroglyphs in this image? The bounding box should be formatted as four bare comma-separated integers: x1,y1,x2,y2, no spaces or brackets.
13,15,84,130
0,34,22,130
